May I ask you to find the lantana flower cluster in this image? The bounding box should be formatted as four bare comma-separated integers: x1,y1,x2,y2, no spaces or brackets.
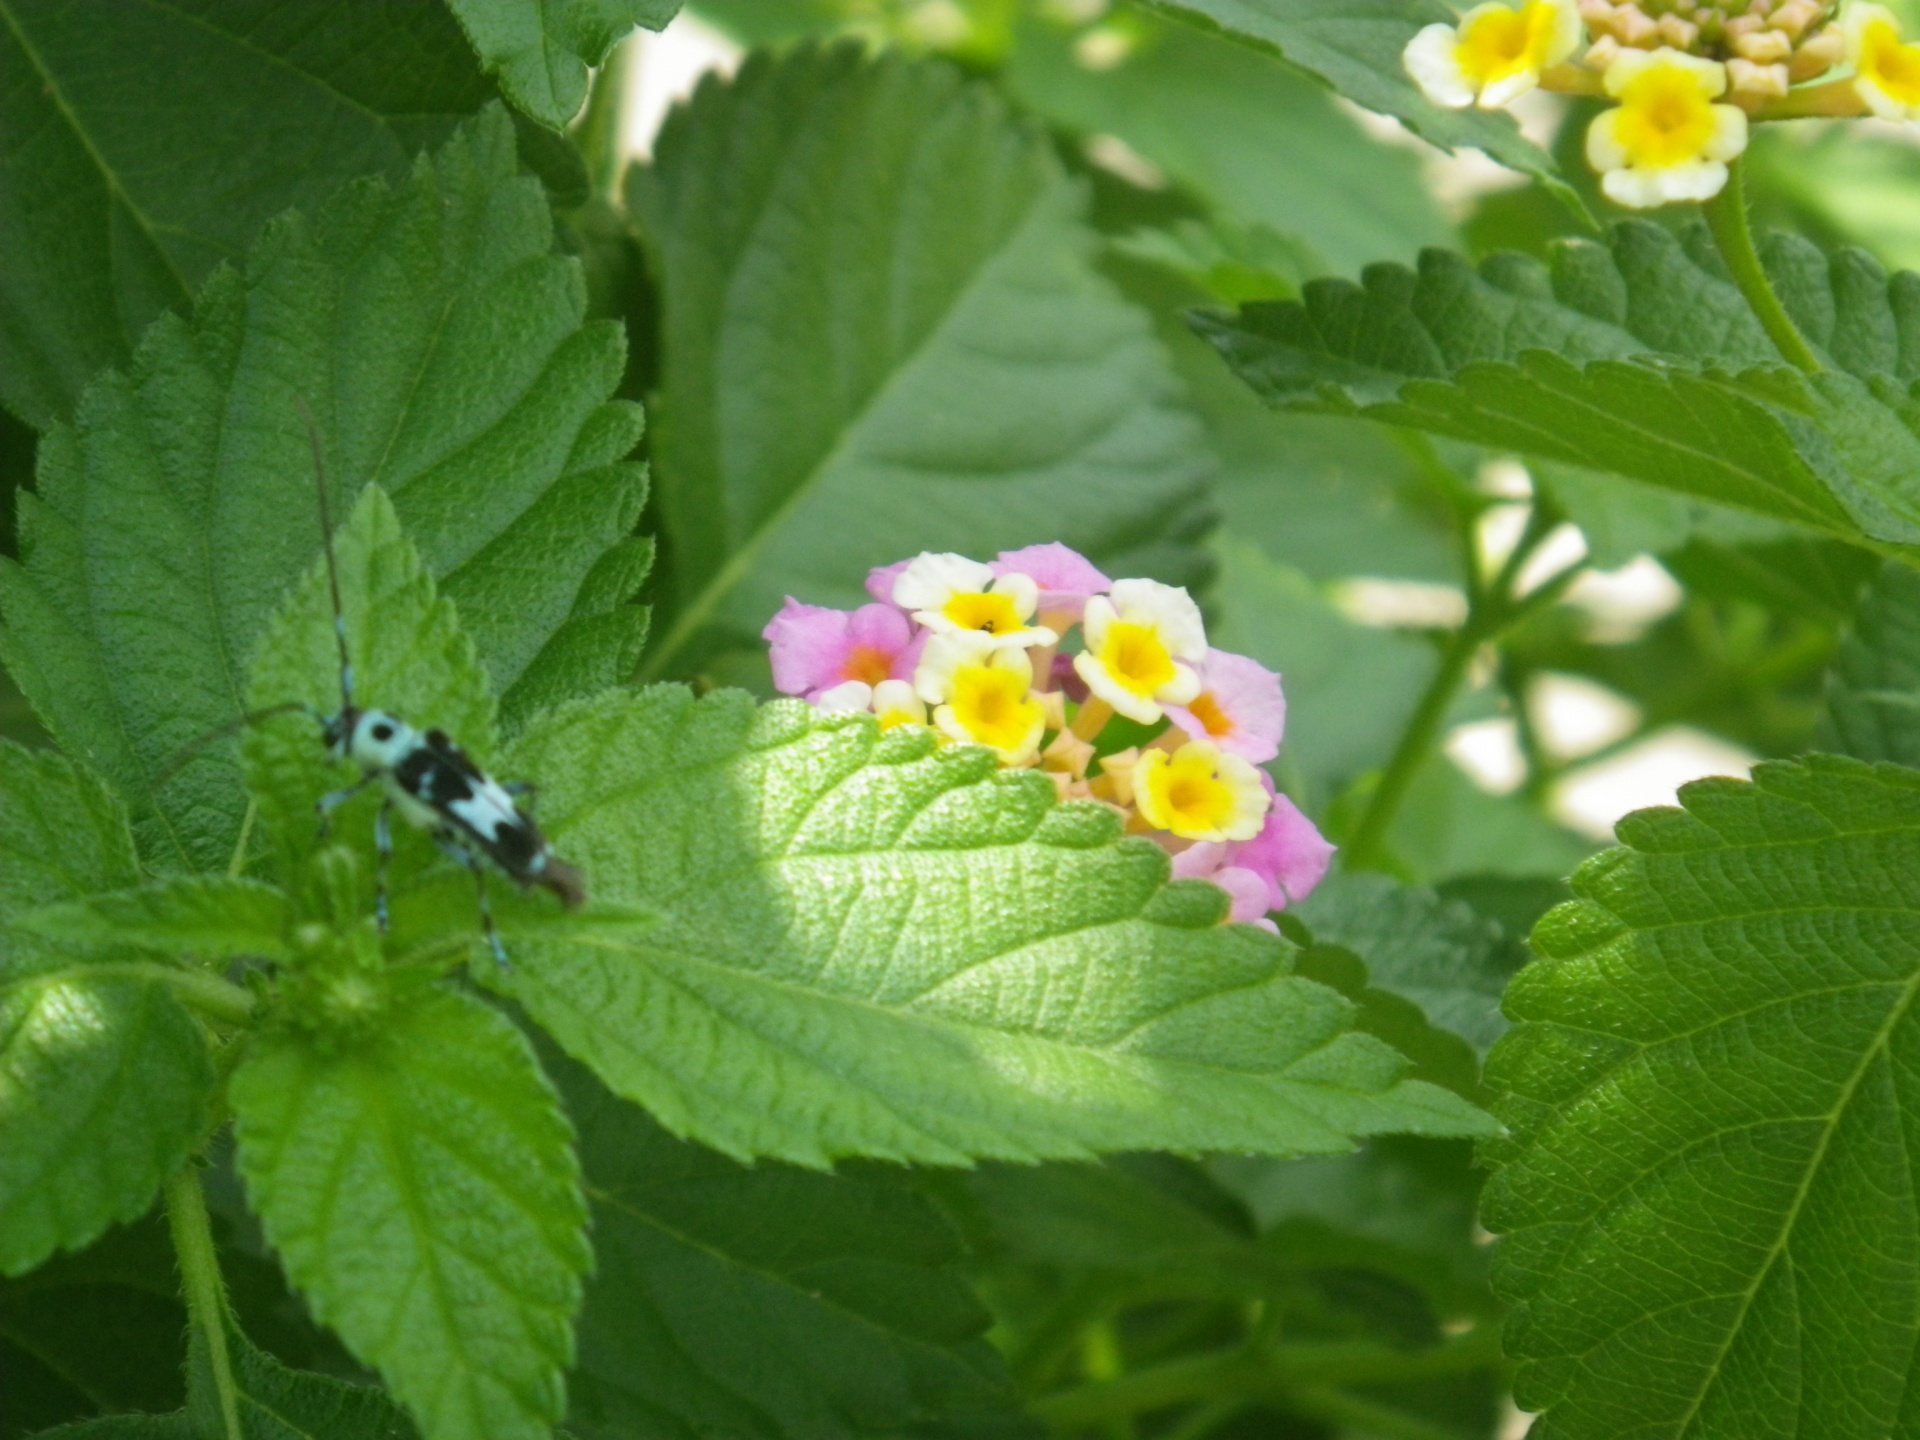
1405,0,1920,209
763,545,1334,931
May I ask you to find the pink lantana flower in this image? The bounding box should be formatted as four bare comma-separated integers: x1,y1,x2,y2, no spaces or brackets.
1165,649,1286,765
1234,790,1336,911
763,599,923,703
992,543,1111,624
1171,849,1281,933
1171,778,1334,928
865,559,912,608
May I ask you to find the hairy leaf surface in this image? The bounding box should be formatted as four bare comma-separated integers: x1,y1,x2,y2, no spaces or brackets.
1482,757,1920,1439
443,0,680,129
0,107,648,874
553,1049,1025,1440
630,44,1212,679
231,987,589,1440
1198,223,1920,548
491,688,1492,1166
0,742,211,1277
0,0,495,426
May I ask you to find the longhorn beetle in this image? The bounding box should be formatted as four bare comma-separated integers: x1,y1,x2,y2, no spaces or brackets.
298,401,585,963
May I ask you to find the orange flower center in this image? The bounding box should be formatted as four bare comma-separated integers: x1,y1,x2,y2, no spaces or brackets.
843,645,893,686
1187,691,1234,738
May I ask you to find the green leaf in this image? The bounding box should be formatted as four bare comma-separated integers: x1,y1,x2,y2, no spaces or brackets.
1196,222,1920,550
490,686,1493,1167
1288,938,1482,1100
629,43,1212,680
443,0,681,130
0,959,215,1278
0,0,495,427
1819,560,1920,765
1143,0,1568,203
1112,219,1319,305
1,1214,188,1432
231,986,589,1440
550,1047,1025,1440
961,1155,1261,1282
1295,872,1528,1056
0,739,138,915
0,742,213,1278
1002,5,1454,275
1481,755,1920,1440
16,878,292,966
0,106,649,874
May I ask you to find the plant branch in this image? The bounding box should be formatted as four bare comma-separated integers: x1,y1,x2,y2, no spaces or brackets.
1031,1329,1503,1427
164,1164,242,1440
1342,499,1577,870
134,962,258,1027
1703,161,1822,375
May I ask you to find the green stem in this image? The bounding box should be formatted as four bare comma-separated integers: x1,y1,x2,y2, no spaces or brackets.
164,1165,242,1440
572,36,633,197
1341,495,1583,870
1703,161,1822,376
1031,1330,1503,1427
129,962,257,1027
1339,620,1483,871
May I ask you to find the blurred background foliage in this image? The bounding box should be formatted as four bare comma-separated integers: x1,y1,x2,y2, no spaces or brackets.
7,2,1920,1437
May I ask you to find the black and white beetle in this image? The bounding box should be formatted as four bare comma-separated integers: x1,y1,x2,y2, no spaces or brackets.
299,403,585,963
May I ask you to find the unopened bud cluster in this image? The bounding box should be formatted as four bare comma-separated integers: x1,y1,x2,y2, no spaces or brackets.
1578,0,1842,97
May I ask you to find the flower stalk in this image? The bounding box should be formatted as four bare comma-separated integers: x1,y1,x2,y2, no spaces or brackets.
1703,160,1824,373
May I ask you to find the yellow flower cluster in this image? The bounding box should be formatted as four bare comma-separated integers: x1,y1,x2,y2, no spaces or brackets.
1404,0,1920,207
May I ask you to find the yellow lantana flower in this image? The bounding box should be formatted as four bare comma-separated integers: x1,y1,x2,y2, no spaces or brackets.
1074,579,1206,724
916,633,1046,765
1132,742,1270,844
1846,3,1920,121
1587,49,1748,209
1404,0,1582,111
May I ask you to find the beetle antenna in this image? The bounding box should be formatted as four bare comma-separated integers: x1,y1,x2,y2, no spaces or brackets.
155,703,319,789
295,396,354,711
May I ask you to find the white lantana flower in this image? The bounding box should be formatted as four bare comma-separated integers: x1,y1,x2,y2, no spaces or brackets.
1586,49,1748,209
815,678,928,731
1073,579,1206,725
1846,3,1920,121
1404,0,1582,110
892,552,1056,649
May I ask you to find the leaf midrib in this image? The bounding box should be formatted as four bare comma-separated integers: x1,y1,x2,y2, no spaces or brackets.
637,164,1064,679
561,929,1359,1083
0,1,195,301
